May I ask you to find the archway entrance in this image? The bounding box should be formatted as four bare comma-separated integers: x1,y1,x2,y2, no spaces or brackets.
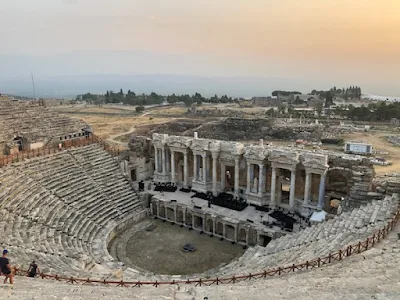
280,169,291,204
13,136,23,151
259,235,272,247
131,169,137,181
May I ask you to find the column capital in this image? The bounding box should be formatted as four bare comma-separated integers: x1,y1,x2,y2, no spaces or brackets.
211,151,219,158
258,163,264,168
201,153,206,158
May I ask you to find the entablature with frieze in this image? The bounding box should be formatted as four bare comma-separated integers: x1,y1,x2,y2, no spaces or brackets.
166,135,192,149
244,145,268,162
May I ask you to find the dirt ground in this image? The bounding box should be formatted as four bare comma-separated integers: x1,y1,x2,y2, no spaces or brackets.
342,131,400,175
53,105,400,177
125,219,245,275
53,105,175,142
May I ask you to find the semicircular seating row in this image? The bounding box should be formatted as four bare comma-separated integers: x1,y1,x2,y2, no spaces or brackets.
212,195,399,277
0,144,143,278
0,143,398,282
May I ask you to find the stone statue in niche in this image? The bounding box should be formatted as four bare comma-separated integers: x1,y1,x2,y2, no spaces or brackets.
225,170,231,190
198,167,203,181
252,177,258,193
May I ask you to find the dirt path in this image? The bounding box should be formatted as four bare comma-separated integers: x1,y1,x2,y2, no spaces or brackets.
105,112,152,146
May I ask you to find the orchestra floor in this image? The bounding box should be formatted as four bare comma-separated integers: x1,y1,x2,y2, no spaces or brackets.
122,218,245,275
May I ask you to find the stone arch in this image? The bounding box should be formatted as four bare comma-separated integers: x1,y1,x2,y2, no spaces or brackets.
176,209,184,223
215,221,224,236
225,225,235,240
13,136,24,151
151,201,157,215
247,228,258,246
159,203,166,218
206,218,214,233
185,211,193,226
166,207,174,220
238,228,247,243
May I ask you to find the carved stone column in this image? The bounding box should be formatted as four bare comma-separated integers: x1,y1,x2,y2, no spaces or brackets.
154,146,158,174
270,166,277,207
258,164,264,196
156,201,160,217
234,158,240,198
318,173,326,209
246,162,251,194
183,151,188,188
193,153,197,182
277,175,282,204
161,147,166,174
289,168,296,210
303,171,311,206
212,152,218,196
221,163,226,191
202,153,207,183
171,150,176,183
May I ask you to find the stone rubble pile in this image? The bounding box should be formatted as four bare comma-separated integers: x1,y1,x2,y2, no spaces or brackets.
386,135,400,146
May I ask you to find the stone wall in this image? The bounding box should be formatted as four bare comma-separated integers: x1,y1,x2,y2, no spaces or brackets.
183,118,325,142
129,132,375,213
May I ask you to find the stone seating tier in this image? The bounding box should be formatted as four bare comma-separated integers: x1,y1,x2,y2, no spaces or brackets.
0,143,398,283
213,196,398,277
0,144,142,277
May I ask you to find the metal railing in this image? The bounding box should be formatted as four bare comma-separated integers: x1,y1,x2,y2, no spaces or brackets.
12,206,400,287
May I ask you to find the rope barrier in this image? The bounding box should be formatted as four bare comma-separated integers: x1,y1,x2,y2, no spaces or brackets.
11,206,399,288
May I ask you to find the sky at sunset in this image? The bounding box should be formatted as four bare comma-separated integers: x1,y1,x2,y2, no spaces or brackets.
0,0,399,97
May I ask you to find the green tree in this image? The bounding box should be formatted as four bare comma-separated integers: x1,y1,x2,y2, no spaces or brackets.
135,106,145,113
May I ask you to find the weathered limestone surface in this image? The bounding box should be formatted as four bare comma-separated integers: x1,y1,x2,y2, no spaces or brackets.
0,98,87,152
4,222,400,299
0,144,144,278
140,133,375,210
